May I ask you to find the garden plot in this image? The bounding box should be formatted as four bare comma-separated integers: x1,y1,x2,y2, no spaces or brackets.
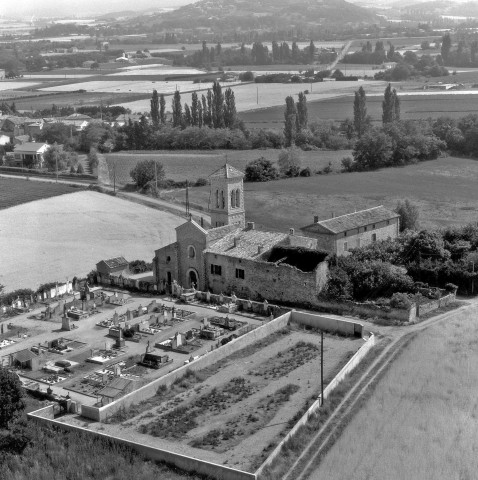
99,326,363,472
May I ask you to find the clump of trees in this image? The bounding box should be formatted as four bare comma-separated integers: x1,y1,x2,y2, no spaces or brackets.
130,160,165,190
245,157,278,182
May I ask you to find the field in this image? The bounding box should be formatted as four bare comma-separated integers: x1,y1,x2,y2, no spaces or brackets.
309,303,478,480
165,155,478,231
79,326,363,472
240,91,478,128
117,79,384,114
104,149,350,184
0,177,80,210
0,190,183,291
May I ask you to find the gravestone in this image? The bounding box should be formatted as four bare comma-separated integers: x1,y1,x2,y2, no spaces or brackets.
125,309,132,321
61,315,71,331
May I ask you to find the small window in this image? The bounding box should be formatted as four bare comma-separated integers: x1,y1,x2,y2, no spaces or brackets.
210,264,222,275
387,220,390,225
215,190,219,208
188,246,196,258
372,233,377,242
344,231,347,237
344,241,348,252
372,224,376,229
364,226,368,232
236,189,240,208
231,190,235,208
235,268,245,279
166,256,171,263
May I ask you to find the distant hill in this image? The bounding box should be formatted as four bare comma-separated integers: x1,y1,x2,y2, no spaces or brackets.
142,0,380,31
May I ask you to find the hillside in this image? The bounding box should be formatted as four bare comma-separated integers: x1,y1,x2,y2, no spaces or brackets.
142,0,380,31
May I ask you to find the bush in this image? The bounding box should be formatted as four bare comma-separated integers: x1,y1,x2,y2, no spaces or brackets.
239,71,254,81
278,147,301,177
390,292,412,310
299,167,311,177
445,283,458,292
341,156,355,172
76,163,84,174
322,162,332,174
195,177,208,187
245,157,278,182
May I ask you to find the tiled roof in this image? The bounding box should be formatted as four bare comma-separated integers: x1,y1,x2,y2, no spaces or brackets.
13,142,48,153
12,349,37,363
205,228,287,259
65,113,92,120
5,116,27,125
97,377,133,398
207,223,242,242
303,206,399,235
102,257,129,269
209,163,244,179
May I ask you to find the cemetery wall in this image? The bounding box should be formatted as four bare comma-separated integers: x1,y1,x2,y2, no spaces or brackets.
83,312,293,422
28,406,256,480
255,332,377,477
290,310,362,336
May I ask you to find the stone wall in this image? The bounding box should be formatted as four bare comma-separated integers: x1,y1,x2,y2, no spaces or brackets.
28,406,256,480
290,310,362,336
205,254,328,305
417,292,456,316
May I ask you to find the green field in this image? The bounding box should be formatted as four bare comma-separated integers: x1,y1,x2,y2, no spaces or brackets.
240,92,478,129
310,304,478,480
104,149,349,184
0,177,80,210
165,155,478,231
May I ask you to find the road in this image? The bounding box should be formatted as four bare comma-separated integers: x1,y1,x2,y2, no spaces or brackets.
280,298,478,480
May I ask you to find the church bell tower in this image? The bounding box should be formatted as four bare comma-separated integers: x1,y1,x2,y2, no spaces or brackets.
209,164,245,228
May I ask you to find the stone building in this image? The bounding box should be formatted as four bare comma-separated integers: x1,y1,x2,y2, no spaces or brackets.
153,165,400,304
300,206,400,255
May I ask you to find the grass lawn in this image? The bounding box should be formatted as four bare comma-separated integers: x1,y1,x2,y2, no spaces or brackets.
105,149,350,184
164,155,478,232
309,304,478,480
0,177,80,210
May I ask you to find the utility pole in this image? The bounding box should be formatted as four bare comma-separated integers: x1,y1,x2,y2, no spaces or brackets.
321,330,324,406
256,86,259,105
154,160,158,194
186,180,190,219
113,159,116,193
55,152,58,183
472,261,475,295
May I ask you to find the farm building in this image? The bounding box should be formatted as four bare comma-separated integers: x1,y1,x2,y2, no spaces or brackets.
300,206,400,255
12,142,50,169
96,257,129,276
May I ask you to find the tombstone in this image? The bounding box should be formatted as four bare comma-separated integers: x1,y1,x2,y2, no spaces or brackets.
125,309,132,321
62,315,71,331
137,305,143,316
231,292,237,304
113,364,121,376
219,292,224,304
172,306,176,319
225,316,230,329
146,340,151,353
191,282,196,292
171,332,183,349
202,317,210,328
269,313,274,322
247,299,252,311
112,311,119,326
263,299,269,315
206,290,211,303
148,300,157,313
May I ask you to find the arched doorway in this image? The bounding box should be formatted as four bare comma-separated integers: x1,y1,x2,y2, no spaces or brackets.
188,269,198,289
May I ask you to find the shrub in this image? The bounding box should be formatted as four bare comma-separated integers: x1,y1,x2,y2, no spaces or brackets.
341,156,355,172
322,162,332,174
390,292,412,310
278,147,301,177
245,157,278,182
445,283,458,292
76,163,84,174
299,167,311,177
195,177,208,187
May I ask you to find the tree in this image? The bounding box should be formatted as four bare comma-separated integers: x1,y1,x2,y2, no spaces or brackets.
395,199,419,232
183,103,192,127
0,367,24,429
245,157,278,182
284,95,298,147
76,163,84,174
211,81,225,128
150,89,160,128
191,91,200,127
441,33,452,62
382,83,400,124
309,40,316,62
43,143,69,172
353,128,393,170
278,147,301,177
223,87,237,129
130,160,165,189
353,86,368,137
296,92,308,130
159,94,166,125
172,91,182,128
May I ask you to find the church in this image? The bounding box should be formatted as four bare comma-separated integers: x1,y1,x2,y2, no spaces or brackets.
153,164,399,305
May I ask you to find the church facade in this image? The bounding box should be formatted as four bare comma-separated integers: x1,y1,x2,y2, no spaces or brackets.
153,164,399,305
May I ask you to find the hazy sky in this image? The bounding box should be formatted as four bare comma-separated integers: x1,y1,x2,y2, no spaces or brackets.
0,0,192,18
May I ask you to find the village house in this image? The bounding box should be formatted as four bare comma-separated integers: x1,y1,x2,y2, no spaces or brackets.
12,142,50,168
300,206,400,255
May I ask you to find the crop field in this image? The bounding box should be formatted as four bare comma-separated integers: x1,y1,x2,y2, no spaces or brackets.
240,91,478,128
117,79,384,114
165,155,478,232
0,190,182,291
90,326,363,472
104,149,350,184
310,304,478,480
0,177,80,210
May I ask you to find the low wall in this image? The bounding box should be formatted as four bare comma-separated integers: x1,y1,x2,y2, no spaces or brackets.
29,406,256,480
82,312,292,422
417,292,456,317
256,333,376,477
290,310,362,336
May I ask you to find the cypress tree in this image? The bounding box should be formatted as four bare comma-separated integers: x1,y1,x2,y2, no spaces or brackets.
211,81,224,128
206,89,213,128
197,100,203,128
284,95,298,147
184,104,192,127
223,88,237,128
159,94,166,125
191,91,199,127
150,89,159,128
382,83,394,124
296,92,308,130
353,86,368,137
393,89,400,122
172,90,182,128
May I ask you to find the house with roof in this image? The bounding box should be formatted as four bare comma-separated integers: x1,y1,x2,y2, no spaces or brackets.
12,142,50,168
96,257,129,276
153,164,329,304
59,113,92,131
8,348,40,370
114,113,149,127
97,377,136,405
300,206,400,255
1,116,27,142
